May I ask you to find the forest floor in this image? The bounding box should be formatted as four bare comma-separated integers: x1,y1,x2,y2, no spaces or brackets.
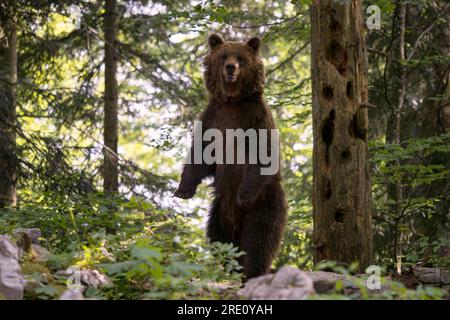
1,226,449,300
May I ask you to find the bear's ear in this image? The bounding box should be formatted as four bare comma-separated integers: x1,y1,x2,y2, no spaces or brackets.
246,36,261,53
208,33,224,50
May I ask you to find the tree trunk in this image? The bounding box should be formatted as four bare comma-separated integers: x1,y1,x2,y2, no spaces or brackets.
393,2,406,275
0,18,17,208
311,0,373,271
385,2,407,274
103,0,119,194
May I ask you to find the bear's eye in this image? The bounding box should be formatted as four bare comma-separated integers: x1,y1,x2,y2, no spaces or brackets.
222,54,228,61
237,56,243,62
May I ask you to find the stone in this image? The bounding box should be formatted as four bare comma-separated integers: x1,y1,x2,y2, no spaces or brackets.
14,230,50,263
31,244,51,263
55,269,111,289
304,271,348,293
0,235,25,300
305,270,395,295
13,228,42,245
0,235,19,258
238,266,315,300
80,269,111,289
59,288,84,300
413,267,450,285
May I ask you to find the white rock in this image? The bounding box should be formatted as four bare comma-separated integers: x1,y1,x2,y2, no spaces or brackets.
56,269,111,289
60,289,84,300
0,235,19,258
80,269,111,289
238,266,315,300
413,267,450,285
31,244,51,263
0,235,25,300
305,271,349,293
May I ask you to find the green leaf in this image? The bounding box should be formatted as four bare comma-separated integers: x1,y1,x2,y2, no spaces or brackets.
98,261,135,275
35,286,60,297
130,246,162,261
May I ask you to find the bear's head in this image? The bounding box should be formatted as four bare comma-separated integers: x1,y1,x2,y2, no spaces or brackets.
203,33,265,102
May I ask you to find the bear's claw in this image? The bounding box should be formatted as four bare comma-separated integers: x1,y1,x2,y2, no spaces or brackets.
174,189,195,199
237,190,255,207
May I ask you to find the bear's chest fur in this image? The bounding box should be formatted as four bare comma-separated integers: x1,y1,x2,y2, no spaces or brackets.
211,103,248,194
208,101,271,216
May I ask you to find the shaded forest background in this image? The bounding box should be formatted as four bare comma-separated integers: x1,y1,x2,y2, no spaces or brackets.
0,0,449,299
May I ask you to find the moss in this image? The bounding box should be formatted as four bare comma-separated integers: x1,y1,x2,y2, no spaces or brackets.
21,262,53,282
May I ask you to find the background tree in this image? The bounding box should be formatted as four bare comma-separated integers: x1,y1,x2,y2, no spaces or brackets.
0,7,17,208
367,0,450,271
103,0,119,194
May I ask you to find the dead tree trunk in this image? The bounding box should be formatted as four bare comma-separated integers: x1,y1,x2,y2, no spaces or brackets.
0,18,17,208
311,0,373,271
103,0,119,194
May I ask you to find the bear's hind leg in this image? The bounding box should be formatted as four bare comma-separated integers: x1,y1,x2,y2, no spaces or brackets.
206,198,229,243
239,196,286,280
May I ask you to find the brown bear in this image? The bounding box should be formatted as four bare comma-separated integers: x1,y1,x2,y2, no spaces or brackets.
174,33,287,279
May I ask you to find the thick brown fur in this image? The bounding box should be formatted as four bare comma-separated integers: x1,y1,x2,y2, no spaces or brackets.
174,33,287,280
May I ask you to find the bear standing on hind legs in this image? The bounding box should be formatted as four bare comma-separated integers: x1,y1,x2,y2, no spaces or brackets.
174,33,287,280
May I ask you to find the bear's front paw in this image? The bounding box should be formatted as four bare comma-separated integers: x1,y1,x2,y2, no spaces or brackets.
173,187,196,199
237,189,256,207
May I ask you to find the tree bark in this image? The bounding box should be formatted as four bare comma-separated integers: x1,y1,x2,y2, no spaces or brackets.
103,0,119,194
311,0,373,271
0,18,17,208
393,2,406,275
385,2,407,274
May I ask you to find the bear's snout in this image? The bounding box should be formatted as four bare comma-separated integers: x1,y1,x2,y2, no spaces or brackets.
223,59,240,83
226,63,236,73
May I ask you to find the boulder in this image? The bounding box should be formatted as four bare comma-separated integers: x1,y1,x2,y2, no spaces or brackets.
238,266,315,300
0,235,25,300
31,244,51,263
14,230,50,263
13,228,42,245
55,269,111,289
59,288,84,300
239,266,397,300
304,271,349,293
306,270,394,295
413,267,450,285
80,269,111,289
